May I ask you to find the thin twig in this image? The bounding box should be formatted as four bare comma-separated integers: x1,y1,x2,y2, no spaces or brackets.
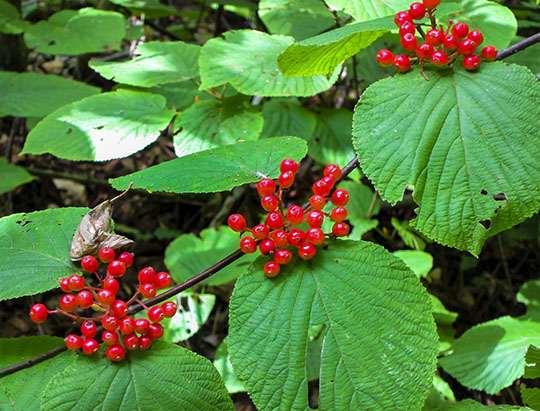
496,32,540,60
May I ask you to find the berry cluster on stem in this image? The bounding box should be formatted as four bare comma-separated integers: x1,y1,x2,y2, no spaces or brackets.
228,159,350,278
29,248,176,362
376,0,498,76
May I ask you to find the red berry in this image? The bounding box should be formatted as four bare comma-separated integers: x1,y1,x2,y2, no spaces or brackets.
271,230,289,247
81,255,98,272
138,267,156,284
139,336,153,350
106,344,125,361
323,164,342,181
394,11,413,27
98,247,116,263
68,274,85,291
288,229,306,247
309,195,326,211
286,205,304,225
481,45,497,61
29,303,48,323
259,239,276,255
148,323,164,339
306,210,324,227
134,318,150,334
227,214,247,232
312,179,332,197
102,330,119,345
102,315,119,331
252,224,270,240
278,171,294,188
240,236,257,253
59,278,71,293
321,176,335,190
140,282,157,299
77,290,94,309
332,222,350,237
298,243,317,260
120,316,135,335
81,320,97,338
458,39,477,56
81,339,99,355
332,189,349,206
117,252,134,267
60,294,78,312
444,34,459,50
463,55,481,71
331,206,348,222
431,50,449,66
124,334,139,350
394,55,411,73
65,334,82,350
452,22,469,39
154,272,172,289
426,29,444,46
261,195,279,211
280,158,299,174
376,49,394,67
148,306,165,323
399,22,416,36
266,211,284,229
108,260,126,277
468,30,484,45
112,300,128,318
423,0,440,9
162,301,177,317
401,33,418,52
416,42,434,59
96,289,115,305
257,178,276,196
409,2,426,19
102,277,120,294
274,249,293,265
264,261,281,278
306,227,325,245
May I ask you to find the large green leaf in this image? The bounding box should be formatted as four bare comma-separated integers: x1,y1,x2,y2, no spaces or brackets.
517,278,540,314
258,0,335,40
173,97,263,157
352,62,540,256
521,385,540,410
524,345,540,379
324,0,410,21
41,341,234,410
0,207,86,301
394,250,433,278
0,0,29,34
90,41,200,88
440,316,540,394
20,90,174,161
24,8,125,55
432,399,528,410
110,136,308,193
260,98,316,139
0,72,99,118
229,240,438,410
109,0,177,18
199,30,339,97
0,158,34,194
147,81,211,111
165,226,256,285
0,337,76,410
214,337,246,394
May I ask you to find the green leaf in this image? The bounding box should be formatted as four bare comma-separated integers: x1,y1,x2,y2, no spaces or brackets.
517,278,540,314
260,98,316,139
20,90,174,161
214,337,246,394
90,41,200,87
431,295,458,327
0,207,86,301
324,0,410,21
0,337,76,410
440,316,540,394
258,0,335,40
524,345,540,379
0,0,29,34
0,158,34,194
148,81,211,111
41,341,235,411
521,385,540,410
199,30,339,97
432,399,529,410
109,0,177,18
229,240,438,410
352,62,540,256
0,71,100,118
110,136,308,193
165,226,256,285
24,8,125,55
162,290,216,342
423,374,456,410
391,218,427,251
394,250,433,278
173,97,263,157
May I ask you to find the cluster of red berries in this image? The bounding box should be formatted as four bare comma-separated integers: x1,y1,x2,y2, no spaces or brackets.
376,0,498,74
29,248,176,362
227,159,350,278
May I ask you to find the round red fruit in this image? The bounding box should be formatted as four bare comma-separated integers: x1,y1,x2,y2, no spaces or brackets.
30,303,48,323
394,11,412,27
468,30,484,45
252,224,270,240
257,178,276,196
106,344,125,361
59,278,71,292
148,306,165,323
162,301,177,318
82,339,100,355
274,249,293,265
306,210,324,227
134,318,150,334
463,55,481,71
68,274,85,291
409,2,425,19
266,212,284,230
60,294,78,312
306,227,325,245
264,261,280,278
120,316,135,335
259,239,276,255
331,206,348,222
81,255,98,272
65,334,82,350
148,323,164,339
98,247,115,263
426,29,444,46
443,34,459,50
102,315,119,331
140,282,157,299
288,229,306,247
376,49,394,67
96,289,115,305
102,330,119,345
227,214,247,232
332,222,350,237
298,243,317,260
309,195,326,211
312,179,332,197
431,50,449,66
103,277,120,294
401,33,418,52
261,195,279,211
117,252,134,267
394,55,411,73
77,290,94,309
399,22,416,37
112,300,128,318
139,336,153,350
416,42,434,59
271,230,289,247
81,320,97,338
286,205,304,225
423,0,440,9
278,171,294,189
124,334,139,350
451,22,469,39
458,39,477,56
154,272,172,289
280,158,299,174
323,164,342,181
138,267,156,284
481,45,497,61
107,260,126,277
240,236,257,253
332,189,349,206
